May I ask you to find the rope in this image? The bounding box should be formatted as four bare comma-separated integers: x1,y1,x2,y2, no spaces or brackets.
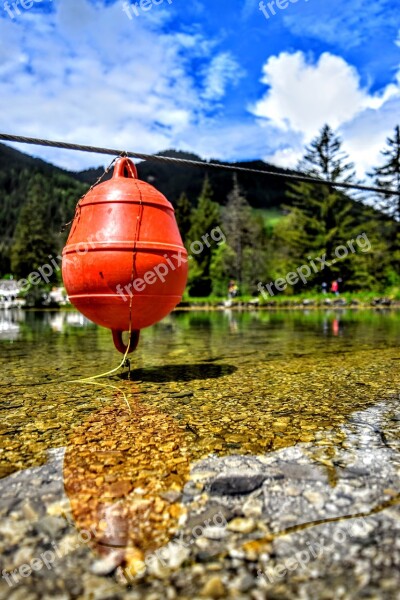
127,159,144,335
1,132,399,197
68,378,132,412
60,155,119,231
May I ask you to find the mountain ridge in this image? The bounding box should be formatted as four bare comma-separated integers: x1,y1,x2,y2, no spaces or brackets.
0,142,379,277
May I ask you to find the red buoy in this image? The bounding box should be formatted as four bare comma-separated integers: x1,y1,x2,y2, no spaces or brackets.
62,157,188,353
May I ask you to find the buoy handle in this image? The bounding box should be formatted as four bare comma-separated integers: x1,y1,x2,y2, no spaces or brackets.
112,157,138,180
112,329,140,354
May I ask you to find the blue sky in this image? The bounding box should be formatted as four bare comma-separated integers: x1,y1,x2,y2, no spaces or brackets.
0,0,399,177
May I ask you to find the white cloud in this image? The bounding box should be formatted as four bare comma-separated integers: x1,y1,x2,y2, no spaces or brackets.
251,51,398,137
265,146,303,170
202,52,244,101
0,0,243,170
341,96,400,177
250,51,400,176
0,3,399,182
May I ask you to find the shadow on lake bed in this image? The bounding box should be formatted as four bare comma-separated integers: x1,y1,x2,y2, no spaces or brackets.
120,362,237,382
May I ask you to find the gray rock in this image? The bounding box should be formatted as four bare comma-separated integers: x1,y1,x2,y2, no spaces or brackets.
6,588,39,600
160,490,182,503
210,472,266,495
182,481,201,498
273,462,328,482
233,573,257,593
22,499,43,522
185,504,232,532
34,516,66,538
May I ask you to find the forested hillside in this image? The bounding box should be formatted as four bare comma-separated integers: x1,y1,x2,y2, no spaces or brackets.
0,143,299,277
0,144,87,275
0,124,399,298
73,150,293,209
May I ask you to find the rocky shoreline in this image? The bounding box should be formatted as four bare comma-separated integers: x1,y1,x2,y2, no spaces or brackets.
18,298,400,314
177,297,400,311
1,399,399,600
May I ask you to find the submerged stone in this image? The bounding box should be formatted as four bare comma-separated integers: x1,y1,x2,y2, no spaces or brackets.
210,472,266,495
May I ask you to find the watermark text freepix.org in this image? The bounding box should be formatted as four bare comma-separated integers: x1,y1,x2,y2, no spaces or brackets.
116,226,225,302
259,0,310,21
257,233,371,298
258,517,369,584
14,225,225,298
3,0,52,20
122,0,173,20
2,508,227,588
15,227,108,293
121,510,227,584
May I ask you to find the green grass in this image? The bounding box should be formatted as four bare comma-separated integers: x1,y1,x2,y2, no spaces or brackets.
258,289,400,305
182,288,400,306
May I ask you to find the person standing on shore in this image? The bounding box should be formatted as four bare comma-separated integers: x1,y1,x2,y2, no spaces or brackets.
228,280,238,300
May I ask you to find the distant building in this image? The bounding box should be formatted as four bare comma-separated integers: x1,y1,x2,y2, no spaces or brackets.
0,280,22,308
48,287,69,306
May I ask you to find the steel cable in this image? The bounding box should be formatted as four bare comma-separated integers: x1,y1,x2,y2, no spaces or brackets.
1,132,399,197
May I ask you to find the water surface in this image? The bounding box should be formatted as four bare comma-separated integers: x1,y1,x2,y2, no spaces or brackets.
1,308,399,476
1,308,400,596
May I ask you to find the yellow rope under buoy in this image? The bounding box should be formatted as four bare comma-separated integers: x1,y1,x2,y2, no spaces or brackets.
68,298,134,412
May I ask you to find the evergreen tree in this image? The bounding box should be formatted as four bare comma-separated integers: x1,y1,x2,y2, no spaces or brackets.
0,240,11,275
221,176,266,293
299,124,357,183
11,174,58,278
280,126,374,291
370,125,400,284
187,177,221,296
370,125,400,220
174,192,192,241
0,160,85,277
209,243,236,296
223,176,252,287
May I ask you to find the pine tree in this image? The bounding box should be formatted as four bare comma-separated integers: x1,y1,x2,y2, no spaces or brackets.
222,175,266,292
280,126,373,290
299,124,357,183
370,125,400,284
223,176,251,287
174,192,192,241
0,241,11,275
209,243,236,296
11,173,58,278
370,125,400,220
187,177,221,296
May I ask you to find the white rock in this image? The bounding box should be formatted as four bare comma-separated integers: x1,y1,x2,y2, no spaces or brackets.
202,526,227,540
303,490,325,508
242,498,263,518
12,546,34,567
150,542,190,572
146,556,171,579
166,543,190,569
91,550,123,575
227,518,256,534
